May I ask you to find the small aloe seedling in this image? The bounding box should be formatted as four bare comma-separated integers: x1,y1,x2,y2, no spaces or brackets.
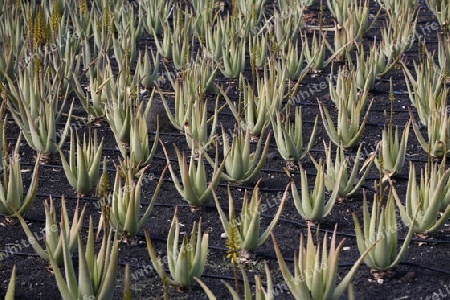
14,196,86,266
393,161,450,234
272,224,376,300
47,218,120,300
58,129,104,195
0,136,39,218
108,164,166,238
352,189,416,271
213,182,288,252
271,106,318,162
145,208,209,288
311,141,374,199
215,125,271,184
115,96,159,175
162,143,225,207
318,97,373,149
291,162,344,222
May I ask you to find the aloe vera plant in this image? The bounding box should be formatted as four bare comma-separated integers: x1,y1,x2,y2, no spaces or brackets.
182,54,218,96
249,33,268,69
351,43,379,91
139,0,170,36
0,136,39,218
72,40,108,119
204,17,226,60
411,102,450,158
318,97,373,149
380,9,417,62
136,47,159,88
14,196,86,266
426,0,450,31
183,96,219,152
160,79,194,132
393,161,450,234
48,218,119,300
213,182,288,251
291,162,344,222
215,125,271,184
352,189,416,271
302,30,327,71
221,72,280,137
161,143,225,207
58,129,103,195
271,106,318,162
221,37,246,78
311,142,374,199
196,263,274,299
278,40,308,80
5,66,73,158
437,33,450,76
375,120,410,177
329,66,370,114
145,209,208,287
108,164,166,238
272,224,376,300
403,55,444,125
270,8,303,53
115,95,159,175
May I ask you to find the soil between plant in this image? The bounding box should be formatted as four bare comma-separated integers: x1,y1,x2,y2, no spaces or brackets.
1,1,450,300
